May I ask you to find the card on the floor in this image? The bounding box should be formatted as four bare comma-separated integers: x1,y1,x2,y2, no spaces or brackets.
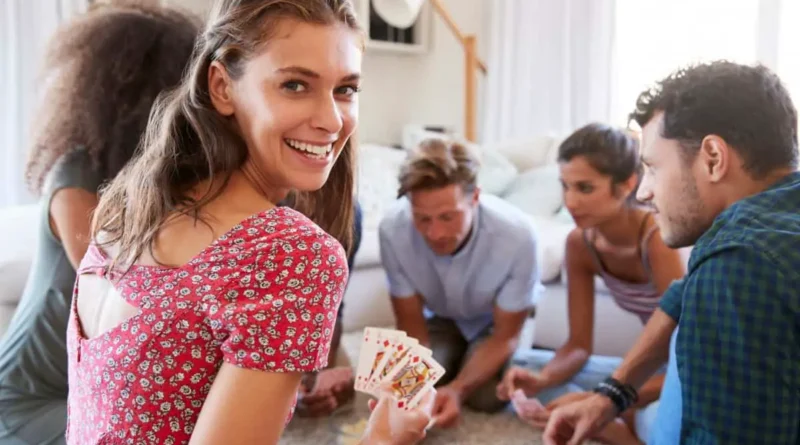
355,327,406,393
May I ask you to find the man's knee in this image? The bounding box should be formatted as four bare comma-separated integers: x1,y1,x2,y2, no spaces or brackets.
463,380,508,413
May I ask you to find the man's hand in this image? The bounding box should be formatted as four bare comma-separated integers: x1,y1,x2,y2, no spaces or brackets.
496,366,544,401
544,391,594,412
431,385,462,429
296,367,355,417
542,393,617,445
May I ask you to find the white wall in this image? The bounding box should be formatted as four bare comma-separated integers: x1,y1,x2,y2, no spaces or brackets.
163,0,490,146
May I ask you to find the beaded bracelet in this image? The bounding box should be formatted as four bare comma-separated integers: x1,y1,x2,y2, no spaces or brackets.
592,377,639,414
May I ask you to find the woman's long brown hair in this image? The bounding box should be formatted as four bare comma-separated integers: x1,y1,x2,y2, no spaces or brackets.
92,0,362,268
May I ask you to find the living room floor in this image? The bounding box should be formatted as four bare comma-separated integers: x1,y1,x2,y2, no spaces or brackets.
279,332,603,445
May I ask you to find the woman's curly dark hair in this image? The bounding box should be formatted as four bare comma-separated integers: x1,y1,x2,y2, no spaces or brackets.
24,1,201,194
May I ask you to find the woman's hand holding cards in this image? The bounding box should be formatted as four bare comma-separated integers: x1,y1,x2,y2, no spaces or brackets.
511,389,549,428
362,383,436,445
496,366,545,401
496,366,552,429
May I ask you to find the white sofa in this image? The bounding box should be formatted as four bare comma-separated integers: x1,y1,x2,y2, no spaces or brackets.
344,136,646,358
0,136,649,359
0,204,40,337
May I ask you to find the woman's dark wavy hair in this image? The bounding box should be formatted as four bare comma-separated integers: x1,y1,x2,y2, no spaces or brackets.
25,1,201,194
557,122,642,201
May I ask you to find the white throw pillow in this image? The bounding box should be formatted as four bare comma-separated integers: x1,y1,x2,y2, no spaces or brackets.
527,215,574,283
502,164,563,218
477,147,518,196
356,144,407,232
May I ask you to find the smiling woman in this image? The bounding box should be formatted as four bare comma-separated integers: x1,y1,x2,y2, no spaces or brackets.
64,1,434,445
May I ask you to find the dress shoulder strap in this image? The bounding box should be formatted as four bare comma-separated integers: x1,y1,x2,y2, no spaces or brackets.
582,228,606,272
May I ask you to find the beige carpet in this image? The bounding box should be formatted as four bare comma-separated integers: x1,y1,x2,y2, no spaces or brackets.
279,333,602,445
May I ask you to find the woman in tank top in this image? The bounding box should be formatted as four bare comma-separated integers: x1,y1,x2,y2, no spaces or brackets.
498,123,686,445
0,4,199,444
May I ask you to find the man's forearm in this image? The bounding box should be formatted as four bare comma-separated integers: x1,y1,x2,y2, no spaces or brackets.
536,346,591,389
392,296,431,347
612,309,676,390
634,373,665,408
396,314,430,347
450,334,519,397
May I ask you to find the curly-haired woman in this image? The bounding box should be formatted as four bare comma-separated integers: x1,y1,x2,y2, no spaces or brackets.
0,3,199,443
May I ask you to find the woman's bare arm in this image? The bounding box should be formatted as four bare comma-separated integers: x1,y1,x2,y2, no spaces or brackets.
537,229,597,389
190,363,302,445
49,188,98,269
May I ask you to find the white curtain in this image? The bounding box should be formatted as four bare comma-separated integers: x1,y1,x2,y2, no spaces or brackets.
482,0,616,144
0,0,89,209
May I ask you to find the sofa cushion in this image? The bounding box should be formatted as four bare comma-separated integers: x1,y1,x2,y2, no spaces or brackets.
356,143,406,232
352,228,381,269
487,135,564,173
503,164,563,218
0,204,39,306
528,215,574,283
477,146,518,196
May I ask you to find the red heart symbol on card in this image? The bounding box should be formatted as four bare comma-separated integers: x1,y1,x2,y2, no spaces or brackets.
413,357,419,363
383,340,390,347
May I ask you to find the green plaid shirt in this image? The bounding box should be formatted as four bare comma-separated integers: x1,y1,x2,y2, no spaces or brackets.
660,171,800,444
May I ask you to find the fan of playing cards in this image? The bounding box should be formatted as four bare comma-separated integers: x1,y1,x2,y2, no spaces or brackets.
355,328,445,410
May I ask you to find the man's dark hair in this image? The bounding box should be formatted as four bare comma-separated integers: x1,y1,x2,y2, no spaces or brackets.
629,60,798,178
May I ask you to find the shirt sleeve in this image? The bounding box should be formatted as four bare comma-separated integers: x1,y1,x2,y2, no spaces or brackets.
680,247,799,444
378,222,417,298
214,232,348,374
495,230,541,313
45,147,103,196
658,278,684,322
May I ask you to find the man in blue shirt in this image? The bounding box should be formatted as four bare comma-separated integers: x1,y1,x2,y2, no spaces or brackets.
379,138,543,428
543,61,800,445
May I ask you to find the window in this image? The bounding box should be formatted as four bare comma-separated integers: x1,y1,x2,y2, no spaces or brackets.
778,0,800,106
610,0,760,126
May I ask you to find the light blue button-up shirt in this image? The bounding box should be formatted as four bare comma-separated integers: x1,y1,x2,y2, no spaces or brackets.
649,326,682,444
378,194,543,341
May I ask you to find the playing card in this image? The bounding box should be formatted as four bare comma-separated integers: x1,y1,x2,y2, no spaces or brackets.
355,328,406,393
367,336,420,393
511,389,545,419
381,347,445,410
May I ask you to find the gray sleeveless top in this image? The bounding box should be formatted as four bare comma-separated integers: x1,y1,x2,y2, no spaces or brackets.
582,214,663,324
0,148,102,434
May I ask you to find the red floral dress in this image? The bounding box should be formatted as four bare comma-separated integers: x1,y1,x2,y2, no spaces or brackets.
65,207,348,444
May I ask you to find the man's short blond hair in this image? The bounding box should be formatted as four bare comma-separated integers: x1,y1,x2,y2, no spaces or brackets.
397,138,481,198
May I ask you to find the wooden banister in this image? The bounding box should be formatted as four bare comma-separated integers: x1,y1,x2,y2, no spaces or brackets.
428,0,487,74
428,0,486,142
464,35,477,142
